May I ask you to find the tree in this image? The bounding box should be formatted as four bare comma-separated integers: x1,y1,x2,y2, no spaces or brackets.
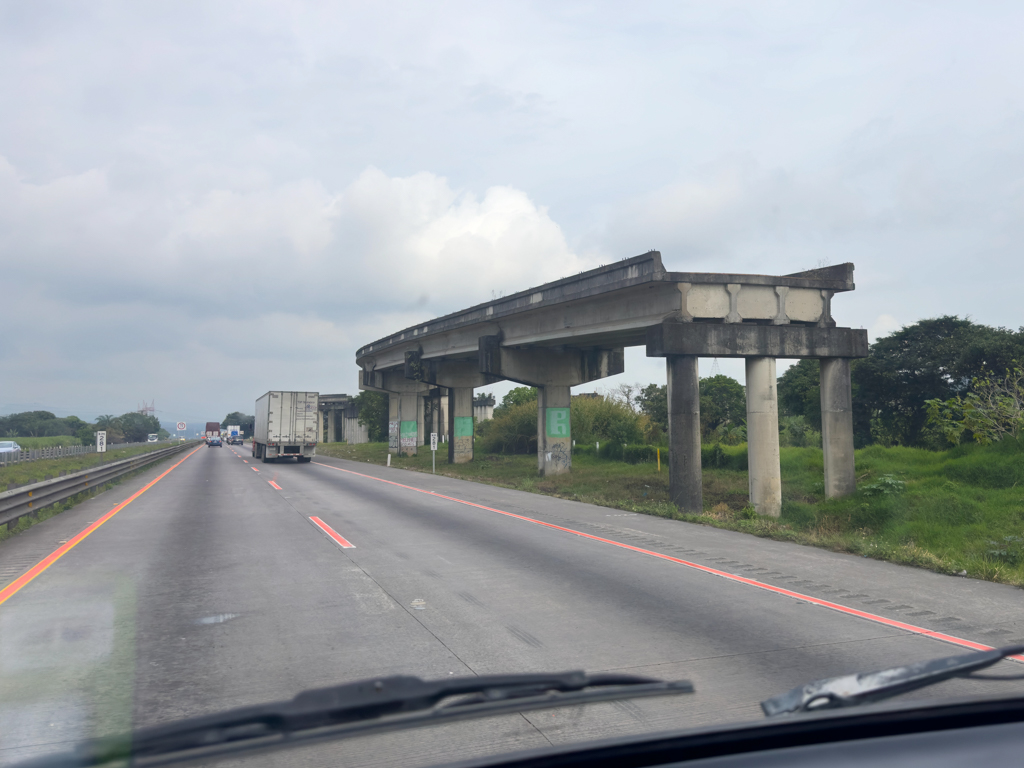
699,375,746,438
494,387,537,416
636,384,668,433
222,412,254,436
853,317,1024,447
777,360,822,431
117,412,160,443
926,366,1024,446
355,391,389,442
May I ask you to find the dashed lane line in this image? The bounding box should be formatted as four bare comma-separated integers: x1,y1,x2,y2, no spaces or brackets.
311,461,1023,662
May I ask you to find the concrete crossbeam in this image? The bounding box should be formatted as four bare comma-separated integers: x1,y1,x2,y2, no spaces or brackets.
646,322,868,359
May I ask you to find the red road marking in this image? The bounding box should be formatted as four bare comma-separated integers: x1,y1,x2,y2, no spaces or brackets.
312,461,1023,662
0,445,205,608
269,481,282,490
309,516,355,548
252,467,259,472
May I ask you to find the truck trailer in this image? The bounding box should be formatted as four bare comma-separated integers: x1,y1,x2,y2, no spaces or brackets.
253,391,319,463
205,422,221,440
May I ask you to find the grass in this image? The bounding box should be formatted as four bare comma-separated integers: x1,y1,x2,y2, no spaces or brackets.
316,440,1024,587
0,442,194,492
5,435,84,448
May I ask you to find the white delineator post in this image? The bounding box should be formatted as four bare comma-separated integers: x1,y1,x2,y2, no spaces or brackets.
745,356,782,517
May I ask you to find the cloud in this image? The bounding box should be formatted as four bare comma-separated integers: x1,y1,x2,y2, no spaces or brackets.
0,158,589,416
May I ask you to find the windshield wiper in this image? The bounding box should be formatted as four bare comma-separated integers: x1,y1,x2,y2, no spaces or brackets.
22,671,694,768
762,644,1024,716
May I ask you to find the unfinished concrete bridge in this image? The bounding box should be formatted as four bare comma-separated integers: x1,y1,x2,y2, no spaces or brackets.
355,251,867,516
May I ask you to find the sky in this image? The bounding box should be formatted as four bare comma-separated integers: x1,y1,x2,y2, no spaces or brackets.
1,1,1022,427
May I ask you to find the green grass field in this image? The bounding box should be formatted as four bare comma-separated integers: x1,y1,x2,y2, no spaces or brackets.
0,442,195,492
316,440,1024,587
4,435,84,449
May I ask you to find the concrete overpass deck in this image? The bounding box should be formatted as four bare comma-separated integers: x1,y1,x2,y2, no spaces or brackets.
355,251,867,516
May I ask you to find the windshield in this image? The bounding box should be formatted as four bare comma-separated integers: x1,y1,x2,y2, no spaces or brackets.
2,5,1023,768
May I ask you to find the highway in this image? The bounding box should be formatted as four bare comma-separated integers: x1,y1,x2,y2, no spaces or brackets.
2,443,1024,767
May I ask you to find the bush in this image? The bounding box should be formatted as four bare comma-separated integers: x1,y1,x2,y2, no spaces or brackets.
571,396,645,445
477,400,538,454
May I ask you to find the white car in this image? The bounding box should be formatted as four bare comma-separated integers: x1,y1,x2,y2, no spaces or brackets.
0,440,22,454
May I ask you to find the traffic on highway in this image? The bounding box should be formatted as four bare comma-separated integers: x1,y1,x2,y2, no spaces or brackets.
3,430,1024,767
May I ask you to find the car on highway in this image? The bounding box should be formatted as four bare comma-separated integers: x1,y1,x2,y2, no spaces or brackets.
207,436,222,446
0,440,21,454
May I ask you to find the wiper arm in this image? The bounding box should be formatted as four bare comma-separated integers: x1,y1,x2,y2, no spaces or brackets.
762,644,1024,717
24,671,694,767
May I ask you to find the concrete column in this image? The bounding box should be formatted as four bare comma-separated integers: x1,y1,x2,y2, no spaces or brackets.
397,393,420,456
537,385,572,476
745,356,782,517
326,409,336,444
820,357,856,497
667,355,702,513
388,394,400,454
448,387,474,464
417,394,426,446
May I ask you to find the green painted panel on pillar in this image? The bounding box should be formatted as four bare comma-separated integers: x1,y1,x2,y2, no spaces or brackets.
454,416,474,438
546,408,570,438
400,421,417,438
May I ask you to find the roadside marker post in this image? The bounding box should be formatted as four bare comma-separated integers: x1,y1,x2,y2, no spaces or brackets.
657,447,661,472
430,432,438,473
96,431,106,463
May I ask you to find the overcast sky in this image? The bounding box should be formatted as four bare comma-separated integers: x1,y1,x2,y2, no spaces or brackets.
2,1,1022,426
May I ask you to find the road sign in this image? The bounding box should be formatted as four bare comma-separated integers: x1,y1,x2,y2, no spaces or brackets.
430,432,438,474
430,432,438,451
177,422,186,431
96,431,107,453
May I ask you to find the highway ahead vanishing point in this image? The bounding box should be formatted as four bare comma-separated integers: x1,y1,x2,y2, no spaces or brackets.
2,445,1023,766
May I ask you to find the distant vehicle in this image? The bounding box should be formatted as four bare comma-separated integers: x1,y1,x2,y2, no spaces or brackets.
226,425,243,445
147,433,159,443
0,440,22,454
205,421,221,439
208,437,222,447
253,391,319,463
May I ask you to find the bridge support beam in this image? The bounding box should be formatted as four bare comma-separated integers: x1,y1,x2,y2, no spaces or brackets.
326,408,336,444
448,387,475,464
537,384,572,476
479,339,624,477
821,357,856,498
745,356,782,517
667,355,702,513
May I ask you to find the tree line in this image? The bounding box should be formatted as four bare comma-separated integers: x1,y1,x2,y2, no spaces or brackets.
0,411,165,444
349,315,1024,452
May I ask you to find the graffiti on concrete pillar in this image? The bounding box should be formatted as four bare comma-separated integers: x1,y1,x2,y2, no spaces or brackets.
548,442,570,469
388,420,399,450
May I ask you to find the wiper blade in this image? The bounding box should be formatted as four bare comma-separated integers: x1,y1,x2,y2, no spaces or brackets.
24,671,694,767
762,644,1024,717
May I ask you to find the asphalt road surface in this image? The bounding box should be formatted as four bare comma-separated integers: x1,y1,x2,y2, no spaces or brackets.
2,442,1024,767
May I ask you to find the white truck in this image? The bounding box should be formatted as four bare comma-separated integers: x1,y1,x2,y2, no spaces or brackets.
253,391,319,463
225,425,243,445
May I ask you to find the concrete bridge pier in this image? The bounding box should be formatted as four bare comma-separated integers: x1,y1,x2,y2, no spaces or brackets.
820,357,856,497
448,387,475,464
403,354,500,464
666,355,702,514
537,384,572,476
745,356,782,517
478,338,624,477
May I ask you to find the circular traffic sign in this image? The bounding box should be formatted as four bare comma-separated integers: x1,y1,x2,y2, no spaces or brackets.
177,422,186,431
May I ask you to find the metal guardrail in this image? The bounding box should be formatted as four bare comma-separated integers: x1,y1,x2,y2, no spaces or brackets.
0,439,173,467
0,442,200,532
